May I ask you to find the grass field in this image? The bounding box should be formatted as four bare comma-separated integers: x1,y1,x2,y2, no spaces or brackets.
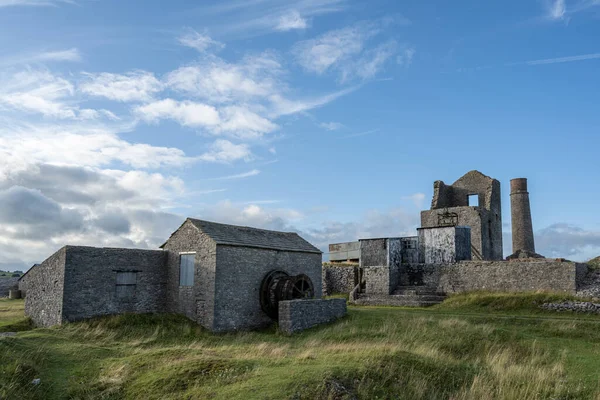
2,293,600,399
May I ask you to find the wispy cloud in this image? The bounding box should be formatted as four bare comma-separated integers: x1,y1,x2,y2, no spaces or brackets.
0,48,81,67
547,0,567,20
177,28,224,52
525,52,600,65
292,19,407,82
275,10,308,31
79,70,163,102
207,169,261,180
543,0,600,21
343,128,379,138
319,121,343,131
0,0,74,7
197,139,252,163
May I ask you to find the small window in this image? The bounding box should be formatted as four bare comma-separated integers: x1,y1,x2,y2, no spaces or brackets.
179,254,195,286
116,271,137,299
468,194,479,207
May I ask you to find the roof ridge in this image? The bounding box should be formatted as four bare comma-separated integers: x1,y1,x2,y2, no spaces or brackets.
187,218,298,235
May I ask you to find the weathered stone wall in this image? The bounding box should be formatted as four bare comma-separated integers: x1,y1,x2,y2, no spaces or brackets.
24,247,66,327
360,238,388,267
400,237,419,264
364,266,393,294
0,277,19,297
61,247,167,323
278,298,347,334
423,170,503,261
400,260,582,294
162,220,217,330
418,226,471,264
322,264,357,295
213,246,322,332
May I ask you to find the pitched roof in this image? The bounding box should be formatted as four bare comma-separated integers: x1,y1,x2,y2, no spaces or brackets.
183,218,322,253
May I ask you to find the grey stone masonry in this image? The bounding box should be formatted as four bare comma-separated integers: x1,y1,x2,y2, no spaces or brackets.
25,247,66,327
61,246,167,323
278,298,347,334
322,264,357,295
213,245,322,332
0,277,19,297
417,226,471,264
421,170,503,261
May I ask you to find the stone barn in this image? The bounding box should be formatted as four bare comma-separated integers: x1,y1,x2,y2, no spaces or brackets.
160,218,326,332
23,218,346,333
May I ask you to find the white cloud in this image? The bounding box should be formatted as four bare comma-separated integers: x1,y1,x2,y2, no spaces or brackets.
135,99,277,139
0,122,193,171
0,69,78,119
0,48,81,67
198,139,252,163
533,223,600,261
177,29,224,53
275,10,308,31
293,24,375,74
547,0,567,20
79,70,163,102
319,121,343,131
207,169,260,180
165,52,282,103
526,52,600,65
292,20,403,82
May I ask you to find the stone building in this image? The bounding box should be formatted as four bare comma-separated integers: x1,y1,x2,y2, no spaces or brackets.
23,218,346,333
420,170,503,261
323,171,592,307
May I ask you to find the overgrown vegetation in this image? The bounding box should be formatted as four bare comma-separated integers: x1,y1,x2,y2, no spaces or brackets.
2,294,600,399
587,256,600,270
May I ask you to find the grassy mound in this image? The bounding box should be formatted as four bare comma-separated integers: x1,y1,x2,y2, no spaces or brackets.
435,291,587,313
2,298,600,399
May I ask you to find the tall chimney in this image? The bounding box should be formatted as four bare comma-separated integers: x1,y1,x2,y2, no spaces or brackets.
510,178,535,254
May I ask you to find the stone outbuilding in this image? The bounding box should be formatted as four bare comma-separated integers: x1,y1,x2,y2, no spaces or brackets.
23,218,346,333
160,218,325,332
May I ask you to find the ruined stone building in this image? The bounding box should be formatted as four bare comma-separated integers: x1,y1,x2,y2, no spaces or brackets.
420,170,503,261
23,219,346,333
324,170,590,306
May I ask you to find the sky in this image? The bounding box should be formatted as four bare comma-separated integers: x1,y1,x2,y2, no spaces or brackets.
0,0,599,271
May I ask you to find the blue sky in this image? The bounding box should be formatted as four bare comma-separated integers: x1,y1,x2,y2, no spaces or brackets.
0,0,599,270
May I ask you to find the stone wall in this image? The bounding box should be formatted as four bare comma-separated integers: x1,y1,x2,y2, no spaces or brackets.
25,247,66,327
213,245,322,332
61,246,167,323
278,298,347,334
360,238,388,267
399,260,582,294
418,226,471,264
161,220,217,329
0,277,19,297
322,264,357,295
364,266,394,294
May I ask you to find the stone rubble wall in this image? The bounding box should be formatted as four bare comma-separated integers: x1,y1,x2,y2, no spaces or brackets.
0,277,19,297
278,298,347,334
25,248,67,327
541,301,600,314
322,264,357,295
61,246,167,324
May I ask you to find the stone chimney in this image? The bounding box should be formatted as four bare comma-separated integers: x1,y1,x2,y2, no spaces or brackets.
508,178,543,259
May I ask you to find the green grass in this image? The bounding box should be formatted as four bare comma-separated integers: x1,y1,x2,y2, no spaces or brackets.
0,270,20,278
2,294,600,399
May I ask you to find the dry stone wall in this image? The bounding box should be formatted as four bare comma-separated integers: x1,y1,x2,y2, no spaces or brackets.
278,298,347,334
322,265,357,295
0,277,19,297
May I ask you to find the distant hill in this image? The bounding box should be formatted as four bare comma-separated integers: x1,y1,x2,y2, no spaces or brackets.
0,270,21,279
